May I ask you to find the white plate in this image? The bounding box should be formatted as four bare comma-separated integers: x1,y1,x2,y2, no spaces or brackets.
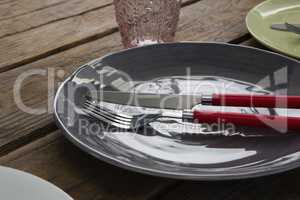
0,166,73,200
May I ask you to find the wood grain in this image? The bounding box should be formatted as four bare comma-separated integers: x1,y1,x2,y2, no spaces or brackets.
0,131,174,200
0,4,118,72
0,0,68,21
0,0,112,38
0,0,263,154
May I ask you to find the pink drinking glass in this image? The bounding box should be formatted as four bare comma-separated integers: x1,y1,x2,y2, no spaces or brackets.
113,0,182,48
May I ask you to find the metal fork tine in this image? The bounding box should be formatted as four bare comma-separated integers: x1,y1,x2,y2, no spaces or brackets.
85,104,132,122
85,100,133,120
84,101,132,122
84,103,131,124
83,99,162,130
83,104,132,129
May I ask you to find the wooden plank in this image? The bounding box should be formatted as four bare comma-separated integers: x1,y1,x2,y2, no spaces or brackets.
0,0,68,21
0,0,263,153
157,181,243,200
0,130,174,200
159,169,300,200
0,0,112,38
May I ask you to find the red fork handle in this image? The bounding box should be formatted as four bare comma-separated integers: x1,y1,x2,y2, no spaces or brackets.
212,94,300,108
193,111,300,131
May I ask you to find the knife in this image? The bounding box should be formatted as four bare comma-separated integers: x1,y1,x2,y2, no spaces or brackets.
285,23,300,35
89,91,204,110
271,23,300,34
88,90,300,109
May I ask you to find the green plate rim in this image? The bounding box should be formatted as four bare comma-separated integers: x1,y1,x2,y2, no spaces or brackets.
246,0,300,59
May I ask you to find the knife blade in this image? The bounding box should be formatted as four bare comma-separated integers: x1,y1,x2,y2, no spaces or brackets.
285,23,300,35
271,23,300,33
88,90,204,110
87,91,300,110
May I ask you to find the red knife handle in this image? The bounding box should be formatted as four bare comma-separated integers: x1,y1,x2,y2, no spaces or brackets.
212,94,300,108
193,111,300,131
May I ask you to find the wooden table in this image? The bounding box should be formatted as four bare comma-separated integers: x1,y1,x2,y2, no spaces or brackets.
0,0,299,199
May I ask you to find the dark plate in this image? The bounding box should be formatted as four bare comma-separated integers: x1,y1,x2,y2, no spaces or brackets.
54,42,300,180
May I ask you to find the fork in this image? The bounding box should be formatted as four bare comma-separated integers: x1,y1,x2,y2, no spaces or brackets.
83,99,186,129
83,98,300,131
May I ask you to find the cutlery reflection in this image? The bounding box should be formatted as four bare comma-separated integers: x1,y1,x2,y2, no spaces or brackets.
271,23,300,35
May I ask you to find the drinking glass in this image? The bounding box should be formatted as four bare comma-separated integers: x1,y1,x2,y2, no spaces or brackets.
113,0,182,48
